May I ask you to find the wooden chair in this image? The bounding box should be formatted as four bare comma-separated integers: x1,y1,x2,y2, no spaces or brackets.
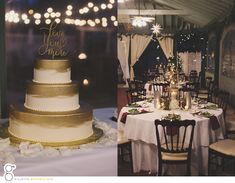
197,80,214,102
126,79,146,103
185,82,199,98
217,91,230,119
208,139,235,175
118,130,133,173
224,107,235,136
126,79,138,103
179,73,186,82
189,70,198,77
154,119,196,176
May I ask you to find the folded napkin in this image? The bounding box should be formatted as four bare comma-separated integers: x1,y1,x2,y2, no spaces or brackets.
120,112,129,124
166,126,179,136
209,115,220,130
120,109,149,123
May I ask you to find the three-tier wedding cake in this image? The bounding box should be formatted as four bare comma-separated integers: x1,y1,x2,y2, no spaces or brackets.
8,59,102,147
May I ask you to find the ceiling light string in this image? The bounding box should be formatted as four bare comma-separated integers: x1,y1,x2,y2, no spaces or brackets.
5,0,117,27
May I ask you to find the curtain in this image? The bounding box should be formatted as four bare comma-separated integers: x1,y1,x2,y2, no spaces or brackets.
118,35,130,81
178,52,202,75
158,37,174,59
130,35,151,79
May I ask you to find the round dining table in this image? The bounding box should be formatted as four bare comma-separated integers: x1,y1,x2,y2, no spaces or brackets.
118,100,226,175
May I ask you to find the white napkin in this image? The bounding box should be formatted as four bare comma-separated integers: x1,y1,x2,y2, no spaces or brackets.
0,138,10,151
19,142,43,156
0,138,15,165
59,147,73,156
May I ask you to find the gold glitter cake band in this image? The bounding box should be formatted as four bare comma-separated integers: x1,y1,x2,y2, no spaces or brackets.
26,82,78,96
10,104,93,127
35,59,71,72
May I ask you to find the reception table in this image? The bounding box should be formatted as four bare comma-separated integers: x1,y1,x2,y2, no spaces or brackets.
118,101,225,175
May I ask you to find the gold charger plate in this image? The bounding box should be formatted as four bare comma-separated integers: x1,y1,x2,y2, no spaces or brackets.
1,122,103,148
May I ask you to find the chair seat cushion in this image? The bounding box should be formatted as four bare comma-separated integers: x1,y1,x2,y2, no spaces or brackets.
197,93,208,99
161,143,189,161
162,152,188,161
209,139,235,156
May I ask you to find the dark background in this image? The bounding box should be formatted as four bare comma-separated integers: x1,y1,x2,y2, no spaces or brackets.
6,0,117,109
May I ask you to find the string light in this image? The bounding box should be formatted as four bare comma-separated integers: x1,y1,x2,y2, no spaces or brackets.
66,10,72,16
55,12,61,17
101,4,107,10
47,8,53,13
88,2,94,8
79,53,87,60
111,16,116,21
28,9,34,15
107,4,113,9
74,19,80,25
45,19,51,24
95,18,100,24
83,7,89,13
44,12,49,18
5,1,117,27
35,19,41,25
79,20,86,26
33,13,41,19
67,5,73,10
114,21,118,26
55,18,61,24
50,12,56,18
93,6,99,12
64,18,71,24
21,13,27,20
24,19,30,24
83,79,89,86
102,21,108,27
79,9,84,14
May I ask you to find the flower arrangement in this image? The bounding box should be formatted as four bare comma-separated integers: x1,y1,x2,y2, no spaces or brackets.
162,113,181,121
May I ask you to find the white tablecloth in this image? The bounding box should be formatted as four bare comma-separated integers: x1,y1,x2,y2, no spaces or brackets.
0,108,117,176
118,102,225,175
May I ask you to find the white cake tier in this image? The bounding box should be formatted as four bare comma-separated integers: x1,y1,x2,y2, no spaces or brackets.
33,59,71,84
25,82,79,112
33,68,71,84
9,118,93,143
24,94,80,112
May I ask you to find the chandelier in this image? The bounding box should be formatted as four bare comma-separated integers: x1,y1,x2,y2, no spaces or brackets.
131,0,154,27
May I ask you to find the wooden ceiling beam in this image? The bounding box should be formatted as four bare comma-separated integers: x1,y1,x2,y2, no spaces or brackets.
118,9,190,15
153,0,210,26
171,0,224,17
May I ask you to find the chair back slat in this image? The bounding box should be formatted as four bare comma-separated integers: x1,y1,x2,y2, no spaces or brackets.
176,129,180,151
155,120,195,154
163,127,169,150
171,128,174,150
181,126,187,150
